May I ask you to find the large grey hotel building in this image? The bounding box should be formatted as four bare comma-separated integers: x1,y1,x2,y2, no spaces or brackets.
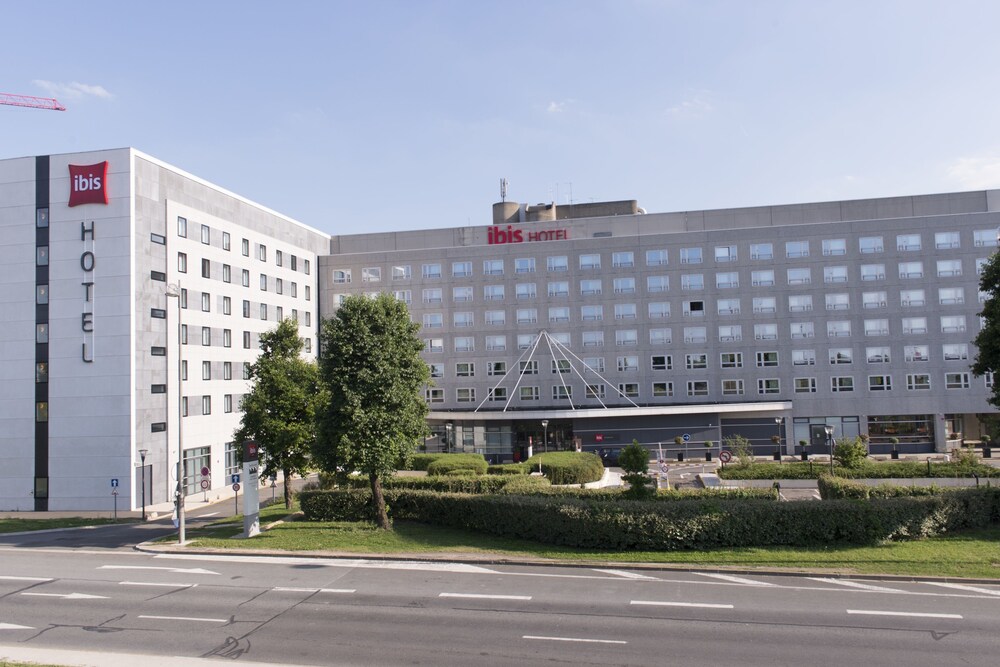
1,146,997,510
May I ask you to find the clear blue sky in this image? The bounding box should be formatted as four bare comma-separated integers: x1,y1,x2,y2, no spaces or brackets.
3,0,1000,235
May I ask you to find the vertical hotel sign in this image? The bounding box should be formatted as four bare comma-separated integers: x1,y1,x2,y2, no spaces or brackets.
68,161,109,363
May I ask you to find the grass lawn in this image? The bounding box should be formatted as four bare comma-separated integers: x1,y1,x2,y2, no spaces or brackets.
184,500,1000,579
0,517,126,534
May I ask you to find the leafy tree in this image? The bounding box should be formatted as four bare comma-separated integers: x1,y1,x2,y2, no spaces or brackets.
724,434,754,467
234,319,323,509
973,251,1000,407
315,294,430,529
833,437,868,469
618,440,653,498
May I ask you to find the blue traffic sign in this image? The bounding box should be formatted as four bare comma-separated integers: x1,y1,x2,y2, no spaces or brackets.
682,433,691,442
110,478,119,488
231,473,240,484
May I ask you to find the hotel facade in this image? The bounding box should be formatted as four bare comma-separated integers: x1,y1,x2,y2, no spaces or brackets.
1,147,997,510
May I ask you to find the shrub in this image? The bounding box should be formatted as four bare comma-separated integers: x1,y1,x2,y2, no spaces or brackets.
496,475,553,494
724,434,754,466
425,454,488,476
487,463,530,475
718,460,1000,480
299,489,374,521
834,437,868,469
618,441,653,499
344,474,510,494
818,475,949,500
409,453,449,471
523,451,604,485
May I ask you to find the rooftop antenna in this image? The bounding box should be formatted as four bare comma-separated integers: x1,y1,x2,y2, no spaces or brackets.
500,178,508,203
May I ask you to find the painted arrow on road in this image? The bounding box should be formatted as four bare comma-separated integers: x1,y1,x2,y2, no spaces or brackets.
0,623,34,630
22,592,108,600
98,566,219,575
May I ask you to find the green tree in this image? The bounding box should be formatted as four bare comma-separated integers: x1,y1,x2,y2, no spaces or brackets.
618,440,652,498
973,251,1000,406
833,437,868,469
234,319,323,509
315,294,430,529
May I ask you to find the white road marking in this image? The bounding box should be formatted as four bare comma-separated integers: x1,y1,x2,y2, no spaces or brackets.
99,565,218,575
273,587,356,594
696,573,774,587
593,569,659,581
22,592,108,600
524,635,626,645
439,593,532,601
198,512,220,518
846,609,963,619
808,578,907,593
138,615,227,623
631,600,734,609
0,623,34,630
119,581,197,588
156,553,495,574
924,582,1000,597
0,575,52,582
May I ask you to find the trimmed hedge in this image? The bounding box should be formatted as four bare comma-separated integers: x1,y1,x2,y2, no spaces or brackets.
409,453,450,471
487,463,530,475
344,473,547,494
425,454,489,476
300,489,375,522
523,451,604,485
817,475,951,500
719,460,1000,480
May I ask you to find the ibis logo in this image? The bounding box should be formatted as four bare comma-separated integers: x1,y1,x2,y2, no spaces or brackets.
68,161,109,207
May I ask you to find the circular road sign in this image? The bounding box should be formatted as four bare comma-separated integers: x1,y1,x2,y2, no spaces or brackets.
201,466,211,477
719,450,733,463
200,479,210,490
232,483,241,492
682,433,691,442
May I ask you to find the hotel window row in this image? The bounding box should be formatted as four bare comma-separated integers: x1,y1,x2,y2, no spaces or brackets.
177,216,310,274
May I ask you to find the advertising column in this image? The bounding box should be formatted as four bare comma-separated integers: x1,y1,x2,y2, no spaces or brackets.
243,441,260,537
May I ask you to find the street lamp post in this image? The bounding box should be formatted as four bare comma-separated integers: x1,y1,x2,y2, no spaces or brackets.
775,417,783,461
138,448,148,522
825,424,835,476
541,419,549,453
165,282,185,545
445,422,453,453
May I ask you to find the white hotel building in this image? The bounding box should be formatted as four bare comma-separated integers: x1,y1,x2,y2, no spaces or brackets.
0,147,998,510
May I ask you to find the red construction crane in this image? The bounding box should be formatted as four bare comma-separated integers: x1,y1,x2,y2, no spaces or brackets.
0,92,66,111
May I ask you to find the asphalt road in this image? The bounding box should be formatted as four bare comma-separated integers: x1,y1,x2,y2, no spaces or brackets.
1,545,998,666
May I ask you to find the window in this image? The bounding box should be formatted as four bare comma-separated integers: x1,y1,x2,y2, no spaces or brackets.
177,252,187,273
515,257,536,274
424,338,444,353
758,378,780,394
866,346,890,363
682,326,706,344
582,331,604,347
36,285,49,304
200,224,210,245
756,351,778,367
862,291,887,309
243,331,252,349
275,278,283,295
201,360,211,380
259,303,267,320
792,349,816,366
714,245,737,263
868,375,892,391
616,330,638,346
794,378,817,393
938,287,964,305
614,303,637,320
454,336,474,352
646,249,668,266
937,259,962,277
485,310,505,325
552,386,573,400
680,248,702,264
935,232,960,249
722,379,744,396
945,372,970,389
581,305,603,321
791,322,814,339
586,384,606,399
258,244,267,262
785,241,809,258
584,357,606,373
486,335,506,351
974,229,999,247
787,267,810,285
718,325,742,342
489,387,508,402
832,376,854,392
687,381,709,396
612,251,634,268
428,363,444,379
180,325,188,345
547,256,568,272
822,239,846,256
830,349,853,365
900,289,925,307
750,242,773,260
899,261,924,279
223,329,231,348
859,236,883,254
751,269,775,287
579,254,601,269
222,232,230,250
220,264,231,284
456,362,475,377
484,285,505,301
825,293,849,310
904,345,929,362
518,334,536,349
943,344,968,361
753,297,776,313
827,321,851,338
649,302,670,319
242,269,250,287
716,271,739,288
754,323,777,341
649,328,672,345
681,274,704,290
423,313,443,329
720,352,743,368
548,306,570,323
453,312,474,328
686,353,708,370
902,317,927,334
151,346,167,357
618,356,639,372
452,286,473,303
243,362,251,380
305,285,311,301
647,275,669,293
177,216,187,237
520,360,539,374
897,234,921,251
333,269,351,284
580,279,602,296
617,383,639,398
717,298,740,315
201,395,211,415
860,264,885,281
425,388,445,403
516,283,537,299
520,386,539,401
423,288,443,304
224,394,233,413
201,326,211,346
652,382,673,397
614,277,636,294
652,354,673,371
941,315,966,333
487,361,506,376
242,238,250,256
482,259,503,276
392,265,412,280
789,295,813,312
36,323,48,343
864,319,889,336
451,261,472,278
906,374,931,390
37,246,49,266
260,274,269,291
422,263,442,278
393,290,411,305
361,267,382,283
548,280,569,297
